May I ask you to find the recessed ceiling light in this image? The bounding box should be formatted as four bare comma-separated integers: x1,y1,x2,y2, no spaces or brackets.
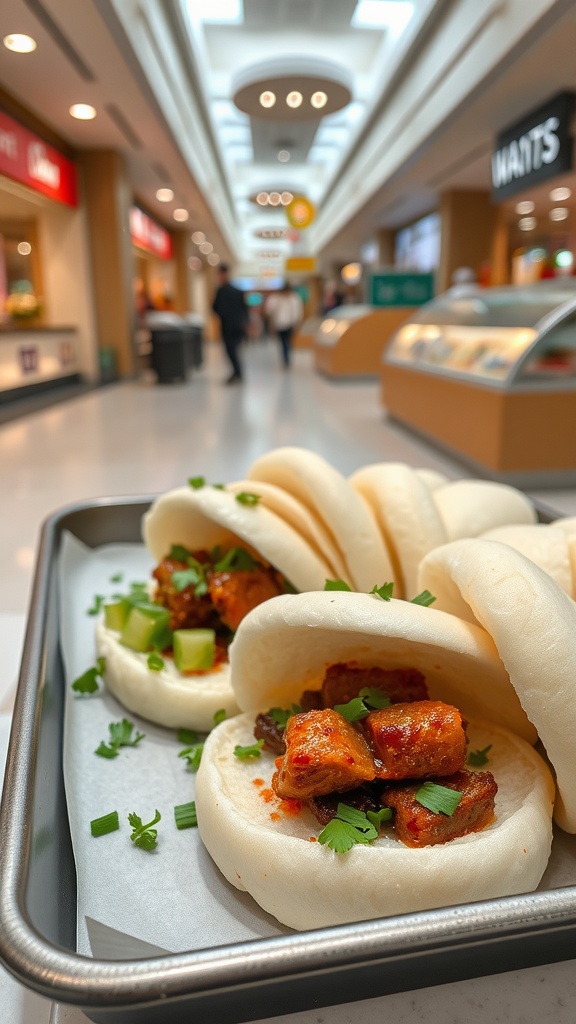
156,188,174,202
277,150,291,162
69,103,96,120
268,192,281,205
3,33,37,53
199,241,213,254
311,91,328,109
173,208,189,222
256,192,269,205
17,242,32,255
518,217,537,231
550,187,572,202
280,192,293,205
286,91,303,109
259,90,276,109
191,231,205,244
549,207,569,221
207,252,220,265
515,200,535,215
555,249,573,268
188,256,202,270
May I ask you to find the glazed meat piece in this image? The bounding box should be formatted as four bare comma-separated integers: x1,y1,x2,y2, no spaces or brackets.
152,555,217,631
308,785,381,827
299,689,323,712
382,769,497,848
363,700,467,780
321,663,428,708
272,709,376,800
254,712,286,754
207,565,285,632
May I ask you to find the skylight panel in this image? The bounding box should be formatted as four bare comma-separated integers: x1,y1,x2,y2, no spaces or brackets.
186,0,244,25
351,1,413,33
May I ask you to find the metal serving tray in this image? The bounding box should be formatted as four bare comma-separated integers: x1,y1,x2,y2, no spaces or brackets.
1,496,576,1024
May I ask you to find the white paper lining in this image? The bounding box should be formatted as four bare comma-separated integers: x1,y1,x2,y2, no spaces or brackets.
59,533,288,957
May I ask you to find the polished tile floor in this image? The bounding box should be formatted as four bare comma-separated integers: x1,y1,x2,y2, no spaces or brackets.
2,338,576,616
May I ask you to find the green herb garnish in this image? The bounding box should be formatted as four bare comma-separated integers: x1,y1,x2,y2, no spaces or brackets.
179,743,204,771
109,572,123,584
467,744,492,767
188,476,206,489
147,651,164,671
233,739,265,759
318,803,379,853
213,546,258,573
177,728,199,745
212,483,226,490
367,807,393,828
213,709,227,727
411,590,436,607
414,781,462,816
370,582,394,600
87,594,105,616
71,657,106,695
168,544,192,562
268,705,302,729
95,718,145,759
174,801,198,830
90,811,120,837
324,579,352,591
128,809,161,851
334,687,391,722
235,491,261,507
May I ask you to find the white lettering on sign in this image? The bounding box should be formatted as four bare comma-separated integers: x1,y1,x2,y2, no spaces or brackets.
28,141,60,189
492,116,560,189
0,129,17,160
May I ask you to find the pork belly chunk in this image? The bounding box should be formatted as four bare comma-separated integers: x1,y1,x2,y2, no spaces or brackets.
363,700,467,780
321,663,428,708
382,769,497,848
207,565,285,632
272,709,375,800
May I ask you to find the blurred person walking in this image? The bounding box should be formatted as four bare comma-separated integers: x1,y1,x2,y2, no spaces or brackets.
212,264,248,384
266,282,303,368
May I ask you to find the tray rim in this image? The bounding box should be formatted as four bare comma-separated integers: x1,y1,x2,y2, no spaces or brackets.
0,494,575,1014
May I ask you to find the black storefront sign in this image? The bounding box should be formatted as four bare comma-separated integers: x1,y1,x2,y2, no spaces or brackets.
491,91,575,201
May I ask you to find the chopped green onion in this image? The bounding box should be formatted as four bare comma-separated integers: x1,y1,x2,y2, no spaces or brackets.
87,594,105,616
96,656,106,675
168,544,192,562
324,579,352,591
179,743,204,771
233,739,265,759
188,476,206,489
467,744,492,767
147,651,164,671
370,582,394,601
90,811,120,837
174,801,198,830
213,709,226,727
177,727,199,745
235,491,261,506
411,590,436,607
128,809,161,851
415,781,462,816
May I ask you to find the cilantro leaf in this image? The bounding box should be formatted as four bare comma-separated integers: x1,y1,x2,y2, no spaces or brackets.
213,709,227,727
367,807,393,828
333,696,370,722
213,546,258,573
415,781,462,816
95,718,145,758
87,594,105,616
358,687,391,710
168,544,192,562
370,582,394,600
129,809,161,851
177,728,199,745
212,483,226,490
324,579,352,591
411,590,436,607
188,476,206,489
178,743,204,771
109,572,123,584
233,739,265,759
94,741,119,759
467,744,492,767
235,491,261,506
268,704,302,729
72,657,106,695
317,803,379,852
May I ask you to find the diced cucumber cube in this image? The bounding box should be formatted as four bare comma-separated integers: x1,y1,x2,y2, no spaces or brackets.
173,629,216,672
120,605,171,653
103,599,131,632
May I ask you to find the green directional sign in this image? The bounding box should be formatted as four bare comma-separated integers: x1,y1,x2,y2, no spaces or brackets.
370,272,434,307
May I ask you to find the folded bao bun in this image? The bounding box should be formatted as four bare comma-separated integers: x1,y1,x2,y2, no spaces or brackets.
247,447,396,592
480,524,574,597
432,480,537,541
196,592,553,930
349,463,447,599
417,538,576,832
415,468,450,492
97,484,332,731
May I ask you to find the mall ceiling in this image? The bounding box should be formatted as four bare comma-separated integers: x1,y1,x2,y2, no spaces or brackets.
1,0,576,278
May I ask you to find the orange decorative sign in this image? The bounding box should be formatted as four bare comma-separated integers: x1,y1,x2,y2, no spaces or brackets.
286,196,316,229
285,256,317,273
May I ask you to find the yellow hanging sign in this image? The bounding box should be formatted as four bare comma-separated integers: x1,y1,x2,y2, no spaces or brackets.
286,196,316,229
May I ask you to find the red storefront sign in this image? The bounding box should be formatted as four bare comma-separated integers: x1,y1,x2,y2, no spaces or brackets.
130,207,172,260
0,110,77,206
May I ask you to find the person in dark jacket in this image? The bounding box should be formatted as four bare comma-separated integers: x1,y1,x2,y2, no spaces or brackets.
212,264,247,384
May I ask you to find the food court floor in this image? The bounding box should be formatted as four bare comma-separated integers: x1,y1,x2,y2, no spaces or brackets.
2,338,576,1023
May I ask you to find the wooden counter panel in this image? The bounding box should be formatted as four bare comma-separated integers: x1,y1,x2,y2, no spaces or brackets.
315,309,414,377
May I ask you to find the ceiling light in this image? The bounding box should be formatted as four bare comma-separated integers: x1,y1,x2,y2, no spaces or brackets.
256,192,269,205
311,91,328,109
277,150,291,162
173,209,189,222
518,217,537,231
555,249,573,268
268,192,281,205
550,187,572,202
188,256,202,271
549,207,569,221
156,188,174,202
286,91,303,109
3,33,37,53
17,242,32,255
69,104,96,120
192,231,205,244
515,200,535,215
207,252,220,265
341,262,362,285
191,0,243,23
199,241,213,254
259,90,276,109
351,0,414,32
280,192,293,205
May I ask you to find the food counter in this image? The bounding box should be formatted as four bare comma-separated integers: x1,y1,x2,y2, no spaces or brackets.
0,326,80,400
314,305,414,378
380,281,576,485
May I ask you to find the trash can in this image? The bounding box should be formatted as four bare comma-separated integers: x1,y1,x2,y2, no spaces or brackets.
150,327,188,383
183,313,205,369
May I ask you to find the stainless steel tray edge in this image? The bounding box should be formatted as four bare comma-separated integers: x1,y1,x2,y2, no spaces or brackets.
0,497,575,1022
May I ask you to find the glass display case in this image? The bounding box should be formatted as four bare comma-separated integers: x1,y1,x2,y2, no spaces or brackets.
384,281,576,386
315,304,416,377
